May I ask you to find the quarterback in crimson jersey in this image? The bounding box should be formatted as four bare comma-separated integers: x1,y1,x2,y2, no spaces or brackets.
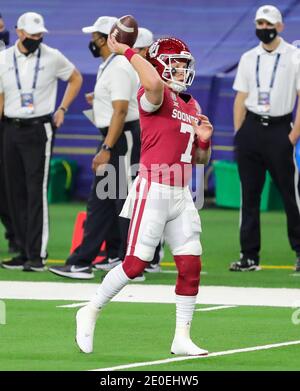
76,36,213,356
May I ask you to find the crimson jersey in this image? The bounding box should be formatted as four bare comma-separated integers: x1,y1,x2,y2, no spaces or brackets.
137,86,201,186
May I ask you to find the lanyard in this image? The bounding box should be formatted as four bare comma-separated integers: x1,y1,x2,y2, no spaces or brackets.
97,54,117,81
256,53,280,90
13,48,41,92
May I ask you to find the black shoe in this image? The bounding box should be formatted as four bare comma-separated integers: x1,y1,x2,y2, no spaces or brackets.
93,257,122,271
23,259,47,272
229,257,261,272
295,258,300,272
49,264,94,279
1,255,27,270
144,262,161,273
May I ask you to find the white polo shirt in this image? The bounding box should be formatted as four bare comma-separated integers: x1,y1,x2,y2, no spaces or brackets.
233,38,300,116
0,41,75,118
93,54,139,128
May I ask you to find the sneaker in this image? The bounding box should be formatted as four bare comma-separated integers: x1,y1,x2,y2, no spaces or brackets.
130,273,146,282
1,256,27,270
49,264,94,279
171,337,208,356
295,258,300,272
145,263,161,273
76,305,100,353
94,257,122,271
23,259,47,272
229,257,261,272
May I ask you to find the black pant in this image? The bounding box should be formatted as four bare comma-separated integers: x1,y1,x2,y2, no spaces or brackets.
0,123,16,246
3,117,54,261
235,111,300,262
66,120,141,266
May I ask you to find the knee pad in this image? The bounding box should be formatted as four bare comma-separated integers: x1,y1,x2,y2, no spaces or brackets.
122,255,148,279
174,255,201,296
131,219,164,261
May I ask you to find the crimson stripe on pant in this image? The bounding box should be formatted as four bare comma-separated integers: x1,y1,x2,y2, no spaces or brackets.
127,178,150,256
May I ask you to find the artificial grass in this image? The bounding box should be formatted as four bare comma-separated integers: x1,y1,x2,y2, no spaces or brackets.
0,300,299,371
0,204,298,288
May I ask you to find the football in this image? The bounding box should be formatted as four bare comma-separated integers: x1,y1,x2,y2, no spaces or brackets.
110,15,138,48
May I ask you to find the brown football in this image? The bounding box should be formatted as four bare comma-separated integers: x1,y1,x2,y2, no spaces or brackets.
110,15,138,48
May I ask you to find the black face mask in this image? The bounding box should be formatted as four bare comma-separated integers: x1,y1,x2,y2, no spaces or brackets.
0,30,9,46
89,41,100,58
256,28,277,44
22,37,43,53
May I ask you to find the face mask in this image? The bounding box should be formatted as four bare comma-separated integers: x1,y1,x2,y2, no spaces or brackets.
22,37,43,53
0,30,9,46
89,41,100,58
256,28,277,44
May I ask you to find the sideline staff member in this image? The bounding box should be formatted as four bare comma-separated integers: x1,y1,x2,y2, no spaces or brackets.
0,12,82,271
230,5,300,272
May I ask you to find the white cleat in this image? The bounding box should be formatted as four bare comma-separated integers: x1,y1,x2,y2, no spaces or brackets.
171,338,208,356
75,305,99,354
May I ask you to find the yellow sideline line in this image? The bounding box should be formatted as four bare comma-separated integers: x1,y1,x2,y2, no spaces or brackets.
47,259,294,270
261,265,294,270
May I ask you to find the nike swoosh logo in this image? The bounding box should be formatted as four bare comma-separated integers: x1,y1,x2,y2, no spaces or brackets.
70,266,89,272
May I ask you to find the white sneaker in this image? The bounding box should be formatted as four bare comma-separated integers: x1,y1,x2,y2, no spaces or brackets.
75,305,99,353
171,338,208,356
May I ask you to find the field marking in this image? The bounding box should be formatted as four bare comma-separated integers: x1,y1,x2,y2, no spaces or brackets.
195,305,237,312
57,302,88,308
1,282,300,307
45,259,296,271
290,273,300,277
262,265,294,270
90,339,300,371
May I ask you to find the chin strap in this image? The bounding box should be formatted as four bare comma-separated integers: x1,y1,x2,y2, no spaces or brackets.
169,82,187,93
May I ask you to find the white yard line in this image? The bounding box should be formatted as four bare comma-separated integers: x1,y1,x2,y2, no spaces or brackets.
0,281,300,307
56,302,89,308
195,305,237,312
90,340,300,371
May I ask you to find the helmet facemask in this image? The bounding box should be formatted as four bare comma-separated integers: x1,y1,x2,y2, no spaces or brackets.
157,52,195,92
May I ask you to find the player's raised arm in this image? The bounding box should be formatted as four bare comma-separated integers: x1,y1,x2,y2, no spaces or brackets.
107,35,164,106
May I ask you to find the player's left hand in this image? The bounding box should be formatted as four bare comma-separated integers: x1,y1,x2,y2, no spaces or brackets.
191,114,213,142
53,109,65,128
107,35,130,55
92,149,111,173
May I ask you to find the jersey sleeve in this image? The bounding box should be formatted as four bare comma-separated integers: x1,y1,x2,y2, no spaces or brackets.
233,54,249,93
110,67,132,101
296,50,300,92
55,50,75,81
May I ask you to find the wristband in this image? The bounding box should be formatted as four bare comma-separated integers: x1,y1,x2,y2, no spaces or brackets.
198,138,211,150
58,106,67,113
124,48,136,62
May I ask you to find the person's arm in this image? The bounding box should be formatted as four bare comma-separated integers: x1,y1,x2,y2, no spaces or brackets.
289,90,300,145
192,114,214,165
107,35,164,106
53,68,83,128
92,100,129,172
233,91,248,132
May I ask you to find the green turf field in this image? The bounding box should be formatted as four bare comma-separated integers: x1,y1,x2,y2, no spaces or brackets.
0,300,299,371
0,203,300,371
0,203,298,288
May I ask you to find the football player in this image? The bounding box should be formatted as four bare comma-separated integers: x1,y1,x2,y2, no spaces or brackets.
76,35,213,356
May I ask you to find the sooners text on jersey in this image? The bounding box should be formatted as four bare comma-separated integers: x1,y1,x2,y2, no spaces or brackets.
137,86,201,186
